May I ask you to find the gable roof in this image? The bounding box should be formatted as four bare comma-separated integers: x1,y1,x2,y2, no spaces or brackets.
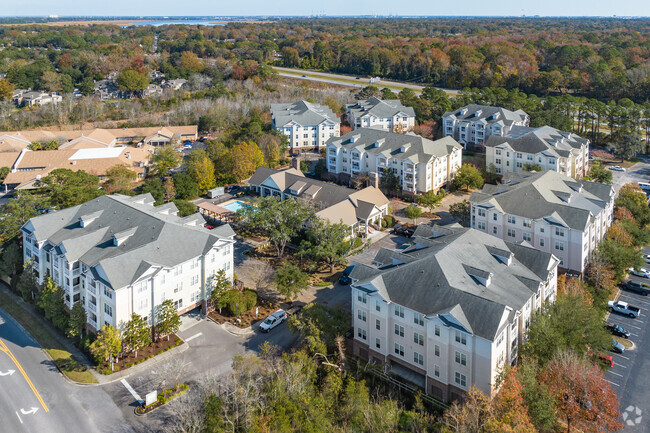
346,97,415,119
443,104,528,127
469,170,613,231
350,225,557,341
271,100,340,127
485,125,589,158
22,194,235,290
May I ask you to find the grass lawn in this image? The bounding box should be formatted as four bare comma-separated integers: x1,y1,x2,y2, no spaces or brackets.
0,290,97,384
613,335,634,349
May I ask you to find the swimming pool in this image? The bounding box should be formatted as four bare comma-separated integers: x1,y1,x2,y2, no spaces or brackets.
222,200,249,213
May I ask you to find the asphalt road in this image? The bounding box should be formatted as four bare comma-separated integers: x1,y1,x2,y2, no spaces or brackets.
605,248,650,432
0,307,132,433
609,160,650,194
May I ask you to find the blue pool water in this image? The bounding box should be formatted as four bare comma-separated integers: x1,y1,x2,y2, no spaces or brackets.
222,200,249,212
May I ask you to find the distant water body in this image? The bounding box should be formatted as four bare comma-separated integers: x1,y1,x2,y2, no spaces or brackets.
127,20,226,26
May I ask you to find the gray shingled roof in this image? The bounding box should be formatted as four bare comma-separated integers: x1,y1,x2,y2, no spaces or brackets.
469,171,613,231
23,194,235,290
350,226,555,341
327,128,461,163
346,97,415,119
271,100,340,127
443,104,528,127
485,125,589,158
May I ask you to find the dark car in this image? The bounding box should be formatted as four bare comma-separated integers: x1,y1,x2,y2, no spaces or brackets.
606,323,631,338
339,263,356,285
623,280,650,296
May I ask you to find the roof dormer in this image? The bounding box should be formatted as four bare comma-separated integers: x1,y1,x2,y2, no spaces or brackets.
463,264,493,287
487,246,513,266
372,138,385,148
400,144,411,153
112,227,137,246
78,210,103,228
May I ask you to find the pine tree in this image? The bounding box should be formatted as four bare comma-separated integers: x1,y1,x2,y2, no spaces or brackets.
67,302,87,341
156,299,181,341
123,313,151,358
16,261,37,302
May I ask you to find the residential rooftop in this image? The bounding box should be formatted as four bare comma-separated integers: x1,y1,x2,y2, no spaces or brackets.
485,125,589,158
271,100,340,127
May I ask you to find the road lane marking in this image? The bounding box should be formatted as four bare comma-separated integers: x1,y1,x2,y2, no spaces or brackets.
20,407,38,415
15,411,23,424
185,332,203,342
0,338,49,412
0,369,16,376
121,379,144,404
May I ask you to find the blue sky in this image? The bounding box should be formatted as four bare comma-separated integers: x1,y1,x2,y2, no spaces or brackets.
1,0,647,17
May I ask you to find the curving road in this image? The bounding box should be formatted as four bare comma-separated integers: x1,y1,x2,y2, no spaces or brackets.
0,307,132,433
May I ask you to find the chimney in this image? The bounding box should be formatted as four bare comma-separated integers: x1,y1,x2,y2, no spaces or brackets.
292,156,300,170
370,171,379,189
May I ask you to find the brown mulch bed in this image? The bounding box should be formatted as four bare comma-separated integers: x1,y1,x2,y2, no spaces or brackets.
135,384,188,415
421,212,441,219
208,299,279,328
98,334,183,374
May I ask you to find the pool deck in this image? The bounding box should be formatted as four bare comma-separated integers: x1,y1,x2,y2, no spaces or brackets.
196,197,245,223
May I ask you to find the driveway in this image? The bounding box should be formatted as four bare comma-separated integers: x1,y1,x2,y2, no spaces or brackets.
609,161,650,194
606,246,650,432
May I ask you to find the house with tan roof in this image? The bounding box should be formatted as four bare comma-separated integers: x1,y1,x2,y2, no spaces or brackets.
246,166,389,237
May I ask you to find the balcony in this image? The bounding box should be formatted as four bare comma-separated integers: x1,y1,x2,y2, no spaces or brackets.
72,283,81,294
404,166,414,174
87,301,97,313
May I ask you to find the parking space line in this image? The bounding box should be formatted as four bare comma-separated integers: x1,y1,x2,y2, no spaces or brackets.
613,353,630,360
619,296,650,306
121,379,143,404
605,379,620,387
609,320,642,330
185,332,203,342
608,371,624,377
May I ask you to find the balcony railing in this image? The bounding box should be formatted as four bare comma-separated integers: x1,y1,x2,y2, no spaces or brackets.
88,301,97,313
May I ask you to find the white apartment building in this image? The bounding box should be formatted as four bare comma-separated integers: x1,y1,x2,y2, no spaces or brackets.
349,225,559,402
442,104,529,148
469,171,614,274
271,100,340,152
326,128,462,194
485,125,590,179
346,97,416,133
21,193,235,332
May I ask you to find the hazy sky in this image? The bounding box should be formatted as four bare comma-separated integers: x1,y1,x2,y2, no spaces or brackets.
1,0,647,17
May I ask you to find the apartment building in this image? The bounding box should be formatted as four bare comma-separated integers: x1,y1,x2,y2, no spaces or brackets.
485,125,590,179
469,171,614,273
12,89,63,107
21,194,235,331
442,105,529,148
346,97,416,133
326,128,462,194
271,100,340,152
349,224,559,402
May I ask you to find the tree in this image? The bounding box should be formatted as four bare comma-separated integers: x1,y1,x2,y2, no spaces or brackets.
274,264,309,301
67,302,87,341
302,218,351,273
79,76,95,96
489,368,537,433
540,351,623,433
355,85,381,100
449,199,471,227
585,250,616,300
612,133,642,161
156,299,181,342
185,149,216,193
179,51,205,73
152,146,182,176
89,324,122,370
288,303,349,355
417,189,446,213
140,177,165,203
34,168,104,209
16,261,37,302
117,69,149,94
230,141,264,181
588,162,612,184
598,238,642,280
0,78,14,101
173,199,196,217
380,88,398,100
517,361,558,433
172,172,199,200
452,164,484,191
104,164,137,193
28,141,42,151
209,269,232,312
36,277,68,331
0,241,23,281
257,134,281,167
0,194,46,243
522,163,543,172
123,313,151,358
616,184,650,226
403,205,423,225
240,196,314,257
0,166,10,182
43,140,59,151
162,177,177,202
39,71,62,93
379,168,401,196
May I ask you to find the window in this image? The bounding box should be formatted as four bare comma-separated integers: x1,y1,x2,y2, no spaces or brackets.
174,298,183,309
394,343,404,357
138,298,148,310
555,241,564,251
434,365,440,377
516,152,522,159
414,332,424,346
540,227,545,233
375,300,381,312
555,227,565,237
455,372,467,387
496,149,502,156
414,352,424,366
455,351,467,366
455,330,467,345
104,304,112,316
394,324,404,337
174,266,181,276
477,208,486,217
527,154,533,161
191,275,199,286
174,282,182,293
523,232,532,242
394,305,404,318
357,310,367,322
376,319,381,330
523,219,531,228
495,158,502,165
507,215,516,224
357,328,367,340
357,291,367,304
103,287,113,299
516,162,523,168
434,344,440,356
376,338,381,349
493,213,497,221
477,221,486,230
507,228,516,238
434,325,440,336
414,312,424,326
493,226,498,235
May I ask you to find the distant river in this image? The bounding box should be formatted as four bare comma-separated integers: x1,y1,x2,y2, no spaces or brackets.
126,20,226,26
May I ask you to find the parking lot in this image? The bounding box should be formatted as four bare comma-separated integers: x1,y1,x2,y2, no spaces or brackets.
605,247,650,431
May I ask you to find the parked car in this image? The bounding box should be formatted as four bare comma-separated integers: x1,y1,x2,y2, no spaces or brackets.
203,224,214,230
606,323,631,338
623,280,650,296
609,165,626,171
598,353,615,368
644,254,650,265
608,300,640,318
628,267,650,278
339,263,356,285
259,309,286,333
611,338,626,354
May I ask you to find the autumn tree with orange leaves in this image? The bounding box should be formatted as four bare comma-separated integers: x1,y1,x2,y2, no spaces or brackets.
540,351,623,433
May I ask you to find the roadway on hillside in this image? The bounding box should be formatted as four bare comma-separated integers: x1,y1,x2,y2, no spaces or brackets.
0,306,131,433
272,66,460,96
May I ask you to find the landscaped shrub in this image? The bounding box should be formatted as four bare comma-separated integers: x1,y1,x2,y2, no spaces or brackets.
383,215,396,228
243,289,257,311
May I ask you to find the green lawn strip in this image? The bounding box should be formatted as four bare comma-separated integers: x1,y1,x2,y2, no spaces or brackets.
0,291,97,384
613,335,634,349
